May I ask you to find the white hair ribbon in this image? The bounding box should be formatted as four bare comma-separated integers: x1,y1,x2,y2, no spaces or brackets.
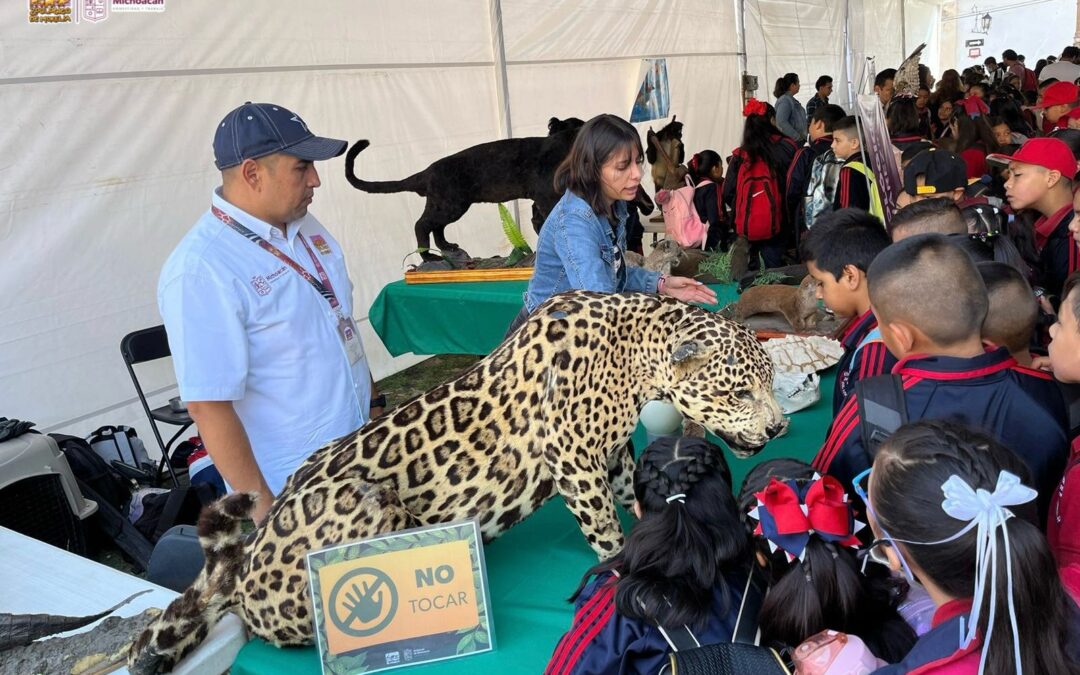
891,471,1036,675
666,493,686,504
940,471,1035,674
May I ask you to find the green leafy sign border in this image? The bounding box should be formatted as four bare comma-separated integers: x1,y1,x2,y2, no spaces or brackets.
306,518,495,674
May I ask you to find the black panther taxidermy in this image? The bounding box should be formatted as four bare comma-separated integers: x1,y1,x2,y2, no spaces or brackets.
344,117,654,262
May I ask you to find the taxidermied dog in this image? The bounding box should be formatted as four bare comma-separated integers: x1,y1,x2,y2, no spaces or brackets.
345,117,654,262
646,115,687,192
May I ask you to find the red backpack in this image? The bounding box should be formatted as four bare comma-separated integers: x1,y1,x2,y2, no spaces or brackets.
731,147,782,241
1022,67,1038,93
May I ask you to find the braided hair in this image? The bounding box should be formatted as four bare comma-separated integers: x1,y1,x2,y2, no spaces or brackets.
571,437,749,628
873,420,1079,675
738,459,916,661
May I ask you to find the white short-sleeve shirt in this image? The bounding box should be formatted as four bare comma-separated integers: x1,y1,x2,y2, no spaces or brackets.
159,188,370,494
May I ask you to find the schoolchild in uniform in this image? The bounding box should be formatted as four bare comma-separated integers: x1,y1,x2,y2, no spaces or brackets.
977,261,1068,424
1045,271,1080,602
801,209,896,415
831,116,884,222
545,437,750,675
812,235,1069,521
737,459,916,662
863,420,1080,674
787,103,847,233
687,150,729,251
992,137,1078,298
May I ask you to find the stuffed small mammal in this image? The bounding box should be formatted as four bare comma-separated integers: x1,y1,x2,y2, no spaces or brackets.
728,236,751,282
732,275,820,331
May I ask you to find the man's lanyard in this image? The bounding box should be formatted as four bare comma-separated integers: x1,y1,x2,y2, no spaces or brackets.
211,205,340,311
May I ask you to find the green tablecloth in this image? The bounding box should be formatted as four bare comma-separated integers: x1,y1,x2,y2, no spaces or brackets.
368,280,742,357
234,281,833,674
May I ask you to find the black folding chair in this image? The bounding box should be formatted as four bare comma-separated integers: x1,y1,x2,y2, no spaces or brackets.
120,325,190,487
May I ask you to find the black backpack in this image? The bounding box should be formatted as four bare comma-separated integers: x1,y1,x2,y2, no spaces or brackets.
855,375,909,456
49,433,156,570
50,433,133,512
128,484,217,544
49,433,214,571
660,566,793,674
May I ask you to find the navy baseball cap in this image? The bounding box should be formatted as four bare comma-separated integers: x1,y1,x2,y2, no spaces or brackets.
903,148,968,196
213,102,347,170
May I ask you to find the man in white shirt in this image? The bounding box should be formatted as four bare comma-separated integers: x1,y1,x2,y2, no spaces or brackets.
159,102,384,523
1039,46,1080,85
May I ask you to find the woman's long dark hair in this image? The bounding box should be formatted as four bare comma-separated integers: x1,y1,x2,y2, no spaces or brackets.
737,460,916,661
933,69,964,105
688,150,722,185
990,89,1036,136
873,421,1080,675
554,113,643,217
774,73,799,99
572,437,749,628
741,102,787,179
948,113,1000,155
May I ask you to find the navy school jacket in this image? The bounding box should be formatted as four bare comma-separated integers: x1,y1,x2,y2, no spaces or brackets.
833,152,874,212
692,180,728,251
872,599,981,674
812,348,1069,522
545,570,746,675
1011,362,1069,430
874,597,1080,674
785,136,833,229
1034,203,1078,299
833,309,899,417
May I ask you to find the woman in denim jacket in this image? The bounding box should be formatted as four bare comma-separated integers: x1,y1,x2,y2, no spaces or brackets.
511,114,715,333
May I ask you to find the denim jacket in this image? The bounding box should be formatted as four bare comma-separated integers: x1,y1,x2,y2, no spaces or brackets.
525,189,661,312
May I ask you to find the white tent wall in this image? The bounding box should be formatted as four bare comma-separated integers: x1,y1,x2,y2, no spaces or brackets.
939,0,1077,74
740,0,910,113
500,0,743,170
0,1,502,442
904,0,944,80
743,0,848,107
0,1,745,447
847,0,906,95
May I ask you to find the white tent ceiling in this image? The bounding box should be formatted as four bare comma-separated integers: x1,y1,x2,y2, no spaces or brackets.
0,0,955,441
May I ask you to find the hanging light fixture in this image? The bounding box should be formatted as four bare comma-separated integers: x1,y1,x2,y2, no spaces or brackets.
971,5,992,34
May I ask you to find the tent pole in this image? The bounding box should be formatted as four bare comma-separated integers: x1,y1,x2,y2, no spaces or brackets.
900,0,907,56
844,0,854,111
735,0,748,104
488,0,521,228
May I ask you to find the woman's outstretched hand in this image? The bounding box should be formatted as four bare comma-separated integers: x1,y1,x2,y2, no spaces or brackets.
660,276,718,305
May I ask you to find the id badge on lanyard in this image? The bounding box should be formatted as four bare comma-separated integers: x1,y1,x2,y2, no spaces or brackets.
295,234,365,367
337,313,365,367
212,206,364,365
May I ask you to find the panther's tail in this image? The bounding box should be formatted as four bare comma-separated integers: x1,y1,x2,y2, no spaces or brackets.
127,492,256,675
344,139,427,196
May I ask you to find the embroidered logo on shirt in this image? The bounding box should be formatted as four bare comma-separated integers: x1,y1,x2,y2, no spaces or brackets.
265,265,289,283
251,275,272,296
311,235,332,255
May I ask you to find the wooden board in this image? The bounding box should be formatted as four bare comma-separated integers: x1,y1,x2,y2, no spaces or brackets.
404,267,534,284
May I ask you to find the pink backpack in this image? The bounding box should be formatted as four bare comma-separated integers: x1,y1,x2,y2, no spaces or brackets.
656,176,709,249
